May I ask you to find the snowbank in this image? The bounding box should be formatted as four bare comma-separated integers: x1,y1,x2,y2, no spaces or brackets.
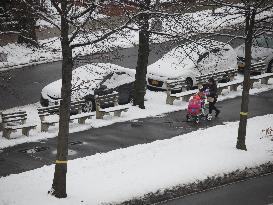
0,29,138,71
0,114,272,205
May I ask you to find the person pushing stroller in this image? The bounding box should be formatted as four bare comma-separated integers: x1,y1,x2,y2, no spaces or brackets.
200,77,220,119
186,90,207,123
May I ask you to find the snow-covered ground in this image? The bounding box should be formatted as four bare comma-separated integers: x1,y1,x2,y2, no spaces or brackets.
0,75,273,149
36,0,108,28
0,29,139,71
1,6,272,70
0,114,272,205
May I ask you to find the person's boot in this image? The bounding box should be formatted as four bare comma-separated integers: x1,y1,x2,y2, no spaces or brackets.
207,113,213,121
215,110,220,117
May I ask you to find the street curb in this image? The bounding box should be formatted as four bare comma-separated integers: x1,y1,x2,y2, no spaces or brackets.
0,39,176,72
116,162,273,205
0,58,61,72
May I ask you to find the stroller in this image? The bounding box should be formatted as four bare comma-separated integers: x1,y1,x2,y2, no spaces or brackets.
186,91,210,123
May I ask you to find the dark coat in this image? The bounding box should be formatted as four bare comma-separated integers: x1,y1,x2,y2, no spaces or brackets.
207,83,218,98
201,83,218,98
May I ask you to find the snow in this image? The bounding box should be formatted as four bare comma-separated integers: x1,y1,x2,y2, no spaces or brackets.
0,114,272,205
147,40,237,80
1,5,273,71
250,72,273,80
0,29,139,71
41,63,135,101
0,75,273,149
36,0,108,29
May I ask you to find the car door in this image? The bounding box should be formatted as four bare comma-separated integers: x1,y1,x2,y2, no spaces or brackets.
252,36,273,61
198,47,231,75
95,72,115,96
197,50,222,75
99,71,134,104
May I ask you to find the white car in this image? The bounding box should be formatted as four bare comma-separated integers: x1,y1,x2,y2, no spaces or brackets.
40,63,135,112
236,35,273,72
147,40,237,90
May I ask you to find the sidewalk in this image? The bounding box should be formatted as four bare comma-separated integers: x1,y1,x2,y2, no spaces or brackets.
0,112,272,205
1,89,273,177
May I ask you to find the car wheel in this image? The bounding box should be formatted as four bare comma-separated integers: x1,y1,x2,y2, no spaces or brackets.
82,99,95,112
128,94,134,104
185,78,193,90
195,116,200,124
267,60,273,73
220,74,230,83
186,114,190,122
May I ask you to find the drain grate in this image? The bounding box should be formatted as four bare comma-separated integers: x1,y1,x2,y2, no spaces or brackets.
69,141,83,146
19,146,50,154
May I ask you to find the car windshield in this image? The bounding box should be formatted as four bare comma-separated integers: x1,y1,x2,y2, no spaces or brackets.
197,47,223,64
254,36,273,49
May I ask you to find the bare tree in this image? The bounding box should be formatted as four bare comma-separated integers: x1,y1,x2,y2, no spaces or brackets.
123,0,201,108
133,0,151,109
0,0,39,46
13,0,135,198
16,0,39,46
208,0,273,150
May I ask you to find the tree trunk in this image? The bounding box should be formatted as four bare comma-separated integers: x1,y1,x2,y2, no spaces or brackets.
133,12,150,109
51,1,73,198
236,9,256,151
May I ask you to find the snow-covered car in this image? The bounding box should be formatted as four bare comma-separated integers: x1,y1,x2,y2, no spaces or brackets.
236,35,273,72
147,40,237,90
40,63,135,112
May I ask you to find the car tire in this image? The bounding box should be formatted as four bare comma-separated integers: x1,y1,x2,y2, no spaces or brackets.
195,116,200,124
220,74,230,83
267,60,273,73
128,93,133,104
82,99,95,112
186,114,190,122
185,78,193,90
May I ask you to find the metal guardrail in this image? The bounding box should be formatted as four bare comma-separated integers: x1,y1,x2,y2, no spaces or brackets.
166,70,273,105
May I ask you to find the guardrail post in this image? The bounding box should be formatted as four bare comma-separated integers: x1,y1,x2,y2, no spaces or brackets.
230,84,239,91
217,87,223,95
165,82,172,105
182,95,191,102
95,97,103,119
229,74,235,81
261,77,269,84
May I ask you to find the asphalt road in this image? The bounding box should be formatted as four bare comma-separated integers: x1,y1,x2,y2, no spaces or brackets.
0,41,176,110
159,174,273,205
0,89,272,177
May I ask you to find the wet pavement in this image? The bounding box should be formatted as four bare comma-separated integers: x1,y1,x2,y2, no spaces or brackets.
0,90,272,177
160,174,273,205
0,41,176,110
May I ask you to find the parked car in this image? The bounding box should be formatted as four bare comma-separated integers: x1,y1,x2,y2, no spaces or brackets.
40,63,135,112
147,39,237,90
236,35,273,72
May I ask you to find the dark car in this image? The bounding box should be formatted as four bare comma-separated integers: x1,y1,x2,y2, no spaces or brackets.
40,63,135,112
